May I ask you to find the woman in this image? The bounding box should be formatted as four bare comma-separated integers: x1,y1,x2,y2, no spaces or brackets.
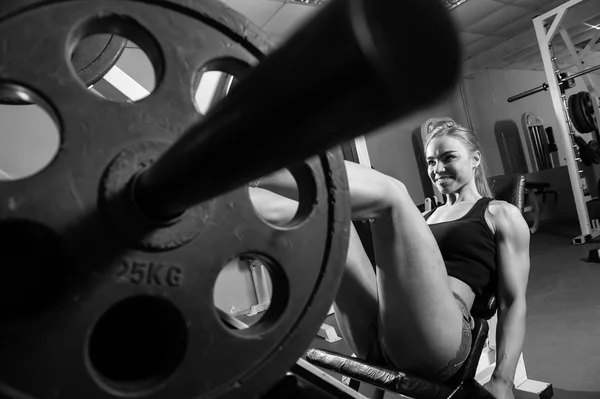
250,120,529,399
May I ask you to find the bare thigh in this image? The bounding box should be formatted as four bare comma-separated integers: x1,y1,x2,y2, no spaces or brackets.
332,224,378,359
371,183,465,374
250,181,466,376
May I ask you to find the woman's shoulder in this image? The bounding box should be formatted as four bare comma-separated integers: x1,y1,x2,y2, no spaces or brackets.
485,198,528,233
487,198,522,217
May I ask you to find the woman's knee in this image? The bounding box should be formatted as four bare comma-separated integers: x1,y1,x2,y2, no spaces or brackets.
345,165,407,220
248,187,297,225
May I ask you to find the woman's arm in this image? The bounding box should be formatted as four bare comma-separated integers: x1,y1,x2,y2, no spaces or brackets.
486,202,530,397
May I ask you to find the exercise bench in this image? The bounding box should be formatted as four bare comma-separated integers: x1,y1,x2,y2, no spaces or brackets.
305,294,497,398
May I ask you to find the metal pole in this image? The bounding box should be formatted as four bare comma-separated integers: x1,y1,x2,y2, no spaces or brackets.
459,78,475,132
507,64,600,103
562,63,600,81
507,83,549,103
533,13,592,242
133,0,461,220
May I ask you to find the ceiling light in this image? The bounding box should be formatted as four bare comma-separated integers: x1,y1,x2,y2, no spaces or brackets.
584,23,600,31
281,0,471,9
444,0,470,11
286,0,328,5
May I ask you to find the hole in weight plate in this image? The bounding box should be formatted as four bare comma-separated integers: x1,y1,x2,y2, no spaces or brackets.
87,295,188,393
193,58,250,114
214,255,274,330
0,83,60,181
70,15,163,103
0,219,68,321
248,162,317,228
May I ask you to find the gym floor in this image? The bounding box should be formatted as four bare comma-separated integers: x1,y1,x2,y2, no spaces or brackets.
305,219,600,398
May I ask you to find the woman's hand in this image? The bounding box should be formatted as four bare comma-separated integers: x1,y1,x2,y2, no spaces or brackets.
483,378,515,399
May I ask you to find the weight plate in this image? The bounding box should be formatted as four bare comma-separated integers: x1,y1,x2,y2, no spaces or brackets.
579,91,597,133
578,92,593,133
570,92,589,133
574,135,594,166
73,34,127,87
576,92,592,133
0,2,349,399
569,93,584,133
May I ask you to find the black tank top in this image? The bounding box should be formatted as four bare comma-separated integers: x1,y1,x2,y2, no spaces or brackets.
424,198,496,296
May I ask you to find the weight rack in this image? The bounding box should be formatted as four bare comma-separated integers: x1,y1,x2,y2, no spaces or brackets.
532,0,600,245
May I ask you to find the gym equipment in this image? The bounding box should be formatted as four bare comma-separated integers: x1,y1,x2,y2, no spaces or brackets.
0,1,126,105
507,69,598,104
571,135,600,167
495,120,529,175
546,127,558,154
569,92,588,133
506,0,600,244
568,91,599,134
0,0,460,398
580,92,599,133
522,113,554,171
506,72,575,103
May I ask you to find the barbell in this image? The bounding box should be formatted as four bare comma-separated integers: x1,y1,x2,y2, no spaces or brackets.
0,0,461,398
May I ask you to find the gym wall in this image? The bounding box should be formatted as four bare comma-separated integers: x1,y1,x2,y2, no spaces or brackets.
463,68,562,176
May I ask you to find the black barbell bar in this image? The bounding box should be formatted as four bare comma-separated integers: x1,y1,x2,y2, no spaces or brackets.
133,0,462,220
508,63,600,103
507,83,549,103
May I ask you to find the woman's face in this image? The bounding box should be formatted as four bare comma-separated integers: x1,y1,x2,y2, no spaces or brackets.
426,135,479,195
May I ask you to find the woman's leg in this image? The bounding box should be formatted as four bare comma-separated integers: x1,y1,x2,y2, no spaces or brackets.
328,162,467,375
252,162,466,375
333,223,378,358
248,186,378,358
370,180,465,374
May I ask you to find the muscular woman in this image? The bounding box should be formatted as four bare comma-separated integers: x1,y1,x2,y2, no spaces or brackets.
250,120,530,399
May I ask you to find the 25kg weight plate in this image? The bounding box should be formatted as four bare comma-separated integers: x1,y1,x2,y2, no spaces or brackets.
0,1,349,399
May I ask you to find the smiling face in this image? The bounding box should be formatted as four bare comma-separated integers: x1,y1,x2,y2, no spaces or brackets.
425,135,480,195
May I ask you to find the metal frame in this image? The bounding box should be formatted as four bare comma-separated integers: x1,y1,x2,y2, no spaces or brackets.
557,27,600,141
246,259,272,317
533,0,600,245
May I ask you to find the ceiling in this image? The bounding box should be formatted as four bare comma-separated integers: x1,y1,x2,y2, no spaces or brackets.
220,0,600,77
